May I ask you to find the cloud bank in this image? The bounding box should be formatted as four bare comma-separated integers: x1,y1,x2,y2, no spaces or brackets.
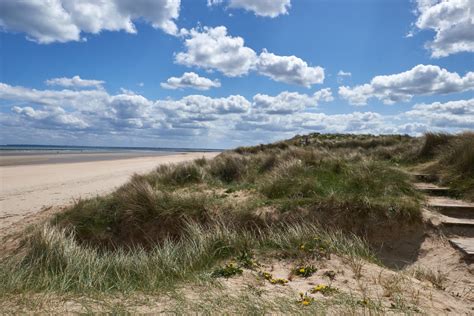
1,80,472,147
339,64,474,105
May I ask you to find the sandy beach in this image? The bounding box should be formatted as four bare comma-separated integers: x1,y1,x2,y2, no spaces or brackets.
0,152,219,232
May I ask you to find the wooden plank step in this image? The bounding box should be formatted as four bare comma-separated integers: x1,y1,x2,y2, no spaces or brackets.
414,182,450,195
449,238,474,258
427,196,474,219
440,216,474,228
411,173,438,183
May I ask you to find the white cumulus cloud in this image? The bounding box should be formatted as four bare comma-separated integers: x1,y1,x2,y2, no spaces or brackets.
252,88,333,114
161,72,221,90
0,0,181,44
339,64,474,105
12,105,89,130
176,26,325,87
256,50,325,87
337,70,352,83
175,26,257,77
411,0,474,57
405,98,474,129
45,75,105,88
208,0,291,18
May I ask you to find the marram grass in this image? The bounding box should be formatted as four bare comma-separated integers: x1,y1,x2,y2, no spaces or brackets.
0,221,374,294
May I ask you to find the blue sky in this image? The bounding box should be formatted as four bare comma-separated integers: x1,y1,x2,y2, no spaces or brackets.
0,0,473,148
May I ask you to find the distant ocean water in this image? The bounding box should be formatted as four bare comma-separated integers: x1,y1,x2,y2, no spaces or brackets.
0,144,222,154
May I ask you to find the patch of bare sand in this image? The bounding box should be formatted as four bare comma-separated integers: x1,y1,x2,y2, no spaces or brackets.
219,250,473,314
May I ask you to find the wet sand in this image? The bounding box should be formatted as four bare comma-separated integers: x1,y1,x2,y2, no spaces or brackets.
0,152,219,231
0,151,205,166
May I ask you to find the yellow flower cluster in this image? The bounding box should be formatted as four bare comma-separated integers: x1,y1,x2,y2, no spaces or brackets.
270,278,288,285
261,271,272,281
297,292,314,306
310,284,338,296
259,271,288,285
294,265,317,277
312,284,327,292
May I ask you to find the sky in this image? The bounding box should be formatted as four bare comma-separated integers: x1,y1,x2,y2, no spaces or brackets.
0,0,473,149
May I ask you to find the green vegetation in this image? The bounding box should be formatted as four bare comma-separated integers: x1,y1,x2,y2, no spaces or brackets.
0,222,374,293
293,265,317,278
418,132,474,200
3,131,472,313
44,133,424,249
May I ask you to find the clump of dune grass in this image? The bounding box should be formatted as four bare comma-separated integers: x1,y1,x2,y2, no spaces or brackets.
194,156,208,167
438,132,474,176
423,132,474,200
258,158,421,224
418,132,453,159
52,176,217,247
157,162,203,186
409,266,447,290
0,221,374,294
207,154,246,183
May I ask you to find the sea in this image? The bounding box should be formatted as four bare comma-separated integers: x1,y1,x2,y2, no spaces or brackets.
0,144,222,166
0,144,222,154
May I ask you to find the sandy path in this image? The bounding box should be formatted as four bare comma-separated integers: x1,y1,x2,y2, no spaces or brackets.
0,152,219,231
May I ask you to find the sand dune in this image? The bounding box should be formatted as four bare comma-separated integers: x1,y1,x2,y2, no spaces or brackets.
0,152,219,231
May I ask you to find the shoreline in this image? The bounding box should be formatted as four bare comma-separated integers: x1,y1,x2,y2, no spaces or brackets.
0,151,184,167
0,152,220,232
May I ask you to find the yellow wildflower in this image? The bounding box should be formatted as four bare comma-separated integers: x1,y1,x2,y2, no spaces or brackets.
313,284,327,292
270,278,288,285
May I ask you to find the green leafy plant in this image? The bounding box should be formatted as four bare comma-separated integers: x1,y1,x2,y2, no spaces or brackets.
236,251,259,269
294,265,317,278
212,262,243,278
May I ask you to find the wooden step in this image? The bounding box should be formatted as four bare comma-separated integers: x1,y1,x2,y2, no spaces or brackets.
414,182,450,196
449,238,474,259
427,197,474,219
440,216,474,228
411,173,438,183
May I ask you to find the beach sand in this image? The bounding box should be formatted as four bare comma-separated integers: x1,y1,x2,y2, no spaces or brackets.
0,152,219,233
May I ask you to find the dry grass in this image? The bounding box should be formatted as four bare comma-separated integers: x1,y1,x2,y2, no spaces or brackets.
418,132,453,159
422,132,474,200
0,222,375,294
